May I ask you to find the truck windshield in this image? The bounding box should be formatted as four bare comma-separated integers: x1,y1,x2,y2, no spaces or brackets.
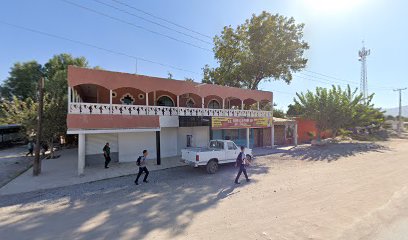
209,141,224,150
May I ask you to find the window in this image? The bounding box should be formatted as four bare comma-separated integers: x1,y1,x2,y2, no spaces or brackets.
208,99,221,109
186,135,192,147
209,140,224,150
186,98,195,108
138,93,145,100
120,94,135,105
157,96,174,107
227,142,237,150
112,91,117,98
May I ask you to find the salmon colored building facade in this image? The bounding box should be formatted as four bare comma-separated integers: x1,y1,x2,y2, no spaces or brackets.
67,66,297,175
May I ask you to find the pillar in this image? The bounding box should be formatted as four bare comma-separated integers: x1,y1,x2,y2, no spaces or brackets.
156,131,161,165
222,99,225,109
68,87,71,104
294,123,298,146
78,133,85,176
246,128,250,148
109,90,112,113
284,124,288,144
146,92,149,106
241,100,244,110
202,97,205,109
176,95,180,107
271,125,275,147
153,91,156,106
257,102,260,110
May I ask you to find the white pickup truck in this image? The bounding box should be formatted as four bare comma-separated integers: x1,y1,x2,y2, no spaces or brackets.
181,140,253,174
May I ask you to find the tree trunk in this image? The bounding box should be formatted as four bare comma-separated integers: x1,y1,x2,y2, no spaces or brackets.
317,129,322,141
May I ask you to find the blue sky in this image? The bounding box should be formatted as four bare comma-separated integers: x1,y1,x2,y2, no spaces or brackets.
1,0,407,111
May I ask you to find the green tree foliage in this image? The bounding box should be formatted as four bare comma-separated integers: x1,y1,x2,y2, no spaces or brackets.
294,85,384,139
287,103,304,116
0,53,89,156
273,109,286,118
202,11,309,90
0,61,43,100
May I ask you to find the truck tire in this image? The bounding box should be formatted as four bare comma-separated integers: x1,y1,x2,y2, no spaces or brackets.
206,159,218,174
246,154,252,160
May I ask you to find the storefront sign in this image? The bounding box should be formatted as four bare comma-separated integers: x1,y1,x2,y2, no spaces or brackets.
212,117,272,129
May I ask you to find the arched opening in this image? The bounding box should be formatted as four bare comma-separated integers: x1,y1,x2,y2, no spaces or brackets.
73,84,110,104
208,99,221,109
243,98,257,110
225,97,242,109
204,95,223,109
157,96,175,107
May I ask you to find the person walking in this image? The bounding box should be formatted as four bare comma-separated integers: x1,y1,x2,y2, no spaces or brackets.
26,141,34,156
234,146,250,184
103,142,111,169
135,150,149,185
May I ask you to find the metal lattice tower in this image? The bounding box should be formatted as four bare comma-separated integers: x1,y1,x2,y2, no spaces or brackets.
358,41,370,101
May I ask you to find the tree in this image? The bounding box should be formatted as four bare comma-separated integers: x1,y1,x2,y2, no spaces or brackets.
202,11,309,90
287,103,304,116
273,109,286,118
167,72,173,80
0,61,43,100
293,85,384,140
184,77,195,82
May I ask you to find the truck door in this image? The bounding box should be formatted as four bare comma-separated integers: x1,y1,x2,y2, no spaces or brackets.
226,141,239,160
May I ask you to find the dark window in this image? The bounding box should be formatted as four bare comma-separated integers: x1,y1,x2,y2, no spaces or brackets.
157,96,174,107
208,100,221,109
121,94,135,105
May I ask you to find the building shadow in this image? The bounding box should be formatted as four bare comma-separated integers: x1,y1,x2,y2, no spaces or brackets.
281,142,390,162
0,161,269,239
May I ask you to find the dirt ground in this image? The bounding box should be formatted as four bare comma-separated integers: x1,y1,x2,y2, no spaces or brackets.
1,139,408,240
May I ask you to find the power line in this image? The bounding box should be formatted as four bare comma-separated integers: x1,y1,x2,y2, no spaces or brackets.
0,20,201,75
93,0,212,45
60,0,212,52
112,0,213,40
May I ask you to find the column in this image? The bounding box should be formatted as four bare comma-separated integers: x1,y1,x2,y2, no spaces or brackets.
271,125,275,147
294,123,298,146
68,87,71,104
246,128,250,148
241,100,244,110
109,90,112,113
78,133,85,176
153,91,156,106
284,124,288,144
176,95,180,107
222,98,225,109
202,97,205,109
146,92,149,106
257,102,260,110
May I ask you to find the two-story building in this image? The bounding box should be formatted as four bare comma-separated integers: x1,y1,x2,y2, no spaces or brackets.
66,66,297,175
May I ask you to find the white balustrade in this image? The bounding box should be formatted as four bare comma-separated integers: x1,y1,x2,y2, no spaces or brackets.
69,103,272,118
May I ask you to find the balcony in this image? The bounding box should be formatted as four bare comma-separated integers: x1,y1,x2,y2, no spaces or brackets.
68,102,272,118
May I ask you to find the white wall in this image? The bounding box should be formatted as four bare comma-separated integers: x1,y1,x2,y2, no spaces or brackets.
160,116,179,127
118,132,157,162
86,133,118,155
177,126,210,155
160,127,178,158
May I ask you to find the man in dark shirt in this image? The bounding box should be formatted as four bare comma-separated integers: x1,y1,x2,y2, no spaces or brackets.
135,150,149,185
103,142,111,169
235,146,250,184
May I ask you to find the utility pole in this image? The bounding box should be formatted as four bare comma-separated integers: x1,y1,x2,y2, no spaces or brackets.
33,77,44,176
394,88,407,136
358,41,370,102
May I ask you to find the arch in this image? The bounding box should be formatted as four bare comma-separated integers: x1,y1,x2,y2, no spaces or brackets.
204,95,223,109
179,92,201,108
112,87,146,105
73,84,110,104
208,99,221,109
259,99,272,111
148,90,177,106
243,98,258,110
157,95,175,107
225,97,242,109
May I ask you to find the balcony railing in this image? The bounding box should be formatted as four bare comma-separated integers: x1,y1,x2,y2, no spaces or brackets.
69,103,272,118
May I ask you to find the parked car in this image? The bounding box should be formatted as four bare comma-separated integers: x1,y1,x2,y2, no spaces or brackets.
181,140,253,174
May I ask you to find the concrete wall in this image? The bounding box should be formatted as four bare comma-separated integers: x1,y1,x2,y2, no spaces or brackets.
118,132,157,162
85,133,118,165
160,128,178,158
177,126,210,155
